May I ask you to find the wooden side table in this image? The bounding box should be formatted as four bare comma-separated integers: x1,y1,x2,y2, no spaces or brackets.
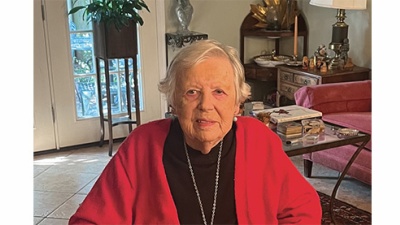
95,57,141,157
276,65,371,107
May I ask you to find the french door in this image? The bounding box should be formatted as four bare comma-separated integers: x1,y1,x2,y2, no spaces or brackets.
34,0,166,152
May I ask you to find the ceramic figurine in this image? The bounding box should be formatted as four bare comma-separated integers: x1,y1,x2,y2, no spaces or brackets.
344,57,354,69
309,58,315,69
340,38,350,63
316,58,323,69
320,62,328,73
302,56,309,69
313,44,328,68
315,44,327,59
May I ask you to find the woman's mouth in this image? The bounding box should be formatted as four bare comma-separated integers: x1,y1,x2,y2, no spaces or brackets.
196,119,215,126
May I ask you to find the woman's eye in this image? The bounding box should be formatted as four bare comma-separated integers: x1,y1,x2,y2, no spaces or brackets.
214,89,225,95
186,90,198,95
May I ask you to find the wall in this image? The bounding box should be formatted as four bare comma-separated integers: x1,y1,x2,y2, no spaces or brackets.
164,0,372,69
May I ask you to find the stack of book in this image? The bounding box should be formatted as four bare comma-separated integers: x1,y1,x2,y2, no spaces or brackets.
253,105,322,124
277,121,303,138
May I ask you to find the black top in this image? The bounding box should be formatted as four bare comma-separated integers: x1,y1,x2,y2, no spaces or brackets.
163,118,238,224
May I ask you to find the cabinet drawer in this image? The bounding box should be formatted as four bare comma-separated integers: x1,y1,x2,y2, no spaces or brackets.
293,74,318,85
256,68,277,81
244,67,257,79
279,82,299,100
244,65,277,81
280,71,294,82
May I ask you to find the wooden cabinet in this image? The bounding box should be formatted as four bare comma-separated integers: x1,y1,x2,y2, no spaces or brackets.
239,12,308,105
276,65,371,106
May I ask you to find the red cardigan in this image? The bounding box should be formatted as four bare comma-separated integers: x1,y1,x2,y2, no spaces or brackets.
69,116,321,224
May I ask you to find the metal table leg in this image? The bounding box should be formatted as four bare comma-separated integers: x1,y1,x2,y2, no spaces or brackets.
329,139,370,224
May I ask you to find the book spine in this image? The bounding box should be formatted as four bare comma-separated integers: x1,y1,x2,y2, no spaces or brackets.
273,114,322,123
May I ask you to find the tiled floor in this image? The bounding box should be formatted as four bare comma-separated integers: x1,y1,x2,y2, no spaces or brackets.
34,142,371,224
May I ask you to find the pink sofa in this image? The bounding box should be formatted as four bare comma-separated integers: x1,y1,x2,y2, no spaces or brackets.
294,80,371,185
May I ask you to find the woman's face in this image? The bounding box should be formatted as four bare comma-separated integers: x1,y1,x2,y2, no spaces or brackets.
173,56,239,150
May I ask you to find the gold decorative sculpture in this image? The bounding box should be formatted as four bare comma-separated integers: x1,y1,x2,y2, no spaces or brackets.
250,0,298,30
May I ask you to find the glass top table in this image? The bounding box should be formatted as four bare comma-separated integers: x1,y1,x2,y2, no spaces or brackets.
277,122,370,157
275,121,371,224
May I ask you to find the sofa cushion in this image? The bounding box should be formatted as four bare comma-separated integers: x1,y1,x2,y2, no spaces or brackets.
322,112,371,151
305,146,371,185
294,80,371,114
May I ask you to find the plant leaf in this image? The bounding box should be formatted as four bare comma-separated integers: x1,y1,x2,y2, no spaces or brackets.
68,6,86,15
68,0,150,28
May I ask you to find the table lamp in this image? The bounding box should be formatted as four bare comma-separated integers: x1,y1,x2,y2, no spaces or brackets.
309,0,367,69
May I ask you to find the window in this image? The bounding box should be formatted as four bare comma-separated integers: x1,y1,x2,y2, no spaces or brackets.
67,0,143,119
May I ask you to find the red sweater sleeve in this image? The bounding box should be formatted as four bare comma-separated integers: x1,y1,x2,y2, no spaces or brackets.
68,148,136,224
69,119,180,224
234,116,322,224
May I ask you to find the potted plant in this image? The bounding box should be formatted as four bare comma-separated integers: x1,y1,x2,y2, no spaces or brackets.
68,0,149,155
68,0,150,58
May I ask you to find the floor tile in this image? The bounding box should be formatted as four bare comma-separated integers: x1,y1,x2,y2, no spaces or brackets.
34,151,72,161
48,194,87,219
78,176,99,194
34,191,74,217
34,169,99,193
45,158,109,175
34,164,52,177
37,217,69,225
34,216,43,224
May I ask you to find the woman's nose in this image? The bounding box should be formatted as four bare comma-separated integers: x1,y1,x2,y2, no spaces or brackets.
198,92,214,111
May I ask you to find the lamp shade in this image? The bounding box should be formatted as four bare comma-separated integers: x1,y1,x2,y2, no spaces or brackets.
309,0,366,10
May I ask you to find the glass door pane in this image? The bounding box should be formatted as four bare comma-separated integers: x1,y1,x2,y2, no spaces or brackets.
67,0,143,120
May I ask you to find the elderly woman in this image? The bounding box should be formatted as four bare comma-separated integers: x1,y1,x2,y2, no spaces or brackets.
69,40,321,224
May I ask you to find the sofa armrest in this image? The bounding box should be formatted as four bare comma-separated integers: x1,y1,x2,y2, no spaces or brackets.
294,80,371,114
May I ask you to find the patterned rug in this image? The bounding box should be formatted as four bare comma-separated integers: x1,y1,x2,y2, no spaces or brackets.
319,191,371,225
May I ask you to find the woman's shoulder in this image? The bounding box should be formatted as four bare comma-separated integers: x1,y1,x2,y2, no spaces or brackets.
235,116,279,141
236,116,266,129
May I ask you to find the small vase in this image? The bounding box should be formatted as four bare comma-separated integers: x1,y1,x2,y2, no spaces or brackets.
265,5,281,30
175,0,193,33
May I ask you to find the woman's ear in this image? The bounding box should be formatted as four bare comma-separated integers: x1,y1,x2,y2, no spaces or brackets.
234,103,241,116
